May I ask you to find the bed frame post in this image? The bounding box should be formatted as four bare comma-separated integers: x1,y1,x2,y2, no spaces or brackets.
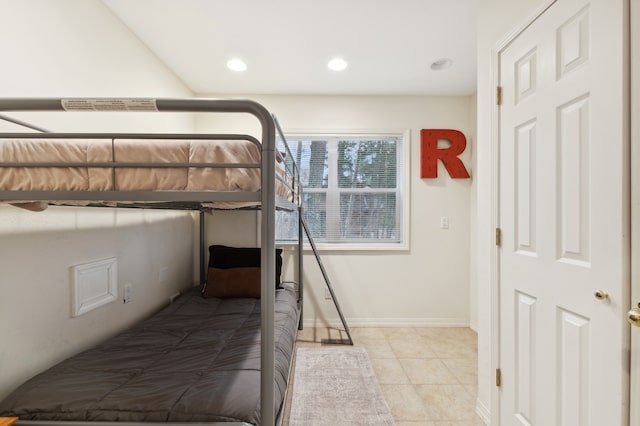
298,205,304,330
255,105,277,426
199,210,206,286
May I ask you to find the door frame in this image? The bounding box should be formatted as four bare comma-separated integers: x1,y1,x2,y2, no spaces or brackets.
489,0,634,424
631,0,639,424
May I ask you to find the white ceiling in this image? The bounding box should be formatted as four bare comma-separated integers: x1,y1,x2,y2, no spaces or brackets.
102,0,478,96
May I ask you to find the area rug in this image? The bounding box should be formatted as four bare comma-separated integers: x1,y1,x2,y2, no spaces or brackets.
288,347,395,426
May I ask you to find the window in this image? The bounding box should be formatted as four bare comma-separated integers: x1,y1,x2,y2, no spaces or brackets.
277,132,409,250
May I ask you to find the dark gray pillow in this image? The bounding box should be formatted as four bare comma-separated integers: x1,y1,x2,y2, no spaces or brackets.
207,245,283,287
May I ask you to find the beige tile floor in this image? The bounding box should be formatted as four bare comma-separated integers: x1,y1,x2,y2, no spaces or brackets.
284,327,484,426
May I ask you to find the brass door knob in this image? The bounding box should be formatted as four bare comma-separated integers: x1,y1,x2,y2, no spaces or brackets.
628,307,640,327
594,290,609,300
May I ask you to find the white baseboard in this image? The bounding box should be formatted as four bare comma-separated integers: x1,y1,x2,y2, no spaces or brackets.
302,317,470,328
475,397,491,425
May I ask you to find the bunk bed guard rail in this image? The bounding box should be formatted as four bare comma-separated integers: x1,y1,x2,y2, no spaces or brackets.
0,97,280,426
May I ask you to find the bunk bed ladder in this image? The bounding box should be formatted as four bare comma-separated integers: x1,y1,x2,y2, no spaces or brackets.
300,216,354,345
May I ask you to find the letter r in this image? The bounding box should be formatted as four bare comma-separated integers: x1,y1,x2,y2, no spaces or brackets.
420,129,471,179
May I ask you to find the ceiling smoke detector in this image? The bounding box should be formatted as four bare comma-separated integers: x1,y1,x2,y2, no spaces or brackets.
430,58,453,71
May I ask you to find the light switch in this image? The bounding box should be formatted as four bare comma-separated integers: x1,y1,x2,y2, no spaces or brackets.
440,216,449,229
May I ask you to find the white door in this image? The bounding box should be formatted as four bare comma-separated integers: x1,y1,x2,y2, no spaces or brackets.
498,0,630,425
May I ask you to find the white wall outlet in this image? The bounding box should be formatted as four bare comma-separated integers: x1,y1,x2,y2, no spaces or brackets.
123,283,132,304
159,266,169,284
324,288,332,300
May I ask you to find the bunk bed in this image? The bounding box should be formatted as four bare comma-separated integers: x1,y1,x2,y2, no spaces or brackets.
0,98,304,426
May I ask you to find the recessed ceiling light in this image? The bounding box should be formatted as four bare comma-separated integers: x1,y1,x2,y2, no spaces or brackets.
328,57,348,71
430,58,453,71
227,58,247,72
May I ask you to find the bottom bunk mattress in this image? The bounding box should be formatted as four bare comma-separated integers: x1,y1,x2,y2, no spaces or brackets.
0,287,300,426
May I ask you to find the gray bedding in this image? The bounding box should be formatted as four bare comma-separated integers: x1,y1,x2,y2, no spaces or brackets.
0,288,300,426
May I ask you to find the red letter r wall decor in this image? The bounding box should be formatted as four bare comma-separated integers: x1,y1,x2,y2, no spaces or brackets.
420,129,471,179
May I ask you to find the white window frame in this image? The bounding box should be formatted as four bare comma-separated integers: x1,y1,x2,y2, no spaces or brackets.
274,129,411,252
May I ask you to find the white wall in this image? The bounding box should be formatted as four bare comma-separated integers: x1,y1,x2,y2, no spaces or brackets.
197,94,474,327
475,0,549,422
0,0,197,400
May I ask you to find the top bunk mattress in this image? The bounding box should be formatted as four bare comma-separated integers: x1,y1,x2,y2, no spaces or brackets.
0,137,293,208
0,287,300,425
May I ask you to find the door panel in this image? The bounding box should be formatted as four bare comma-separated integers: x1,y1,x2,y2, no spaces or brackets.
514,292,536,425
498,0,629,424
557,94,589,264
514,120,536,255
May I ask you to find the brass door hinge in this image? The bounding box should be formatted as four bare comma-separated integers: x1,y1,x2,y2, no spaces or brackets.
496,368,502,387
496,86,503,106
495,228,502,247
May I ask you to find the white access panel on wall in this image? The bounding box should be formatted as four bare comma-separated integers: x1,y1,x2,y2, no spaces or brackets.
71,258,118,317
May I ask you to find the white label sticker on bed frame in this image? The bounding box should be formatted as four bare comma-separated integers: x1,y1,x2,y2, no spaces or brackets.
61,98,158,112
71,257,118,317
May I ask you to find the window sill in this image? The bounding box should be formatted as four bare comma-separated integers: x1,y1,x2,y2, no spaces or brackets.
278,242,409,252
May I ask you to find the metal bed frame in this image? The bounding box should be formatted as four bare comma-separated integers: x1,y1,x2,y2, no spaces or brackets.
0,97,304,426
